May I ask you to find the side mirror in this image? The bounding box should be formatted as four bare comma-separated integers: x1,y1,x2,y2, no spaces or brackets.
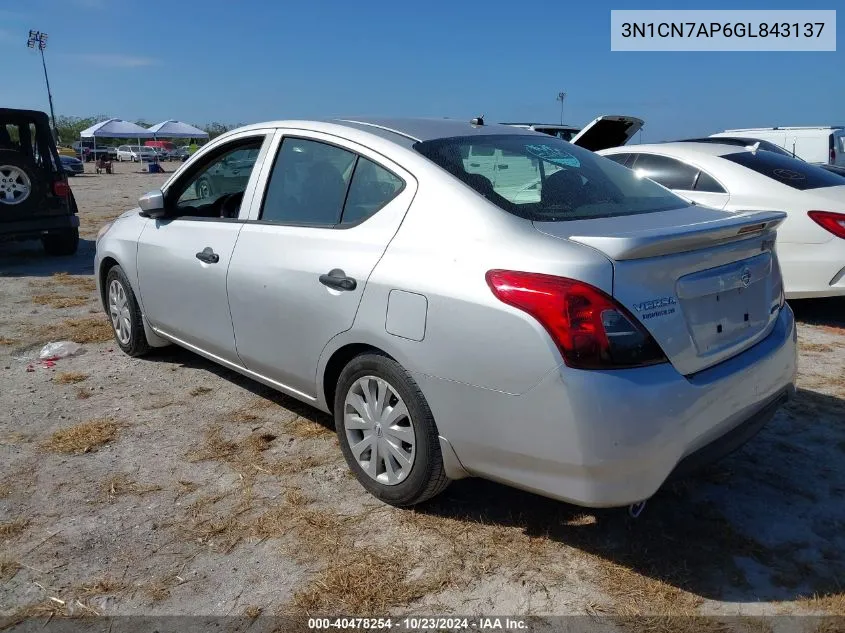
138,189,167,219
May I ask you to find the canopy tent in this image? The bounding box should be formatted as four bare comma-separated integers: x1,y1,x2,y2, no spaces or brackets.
79,118,149,139
79,119,154,170
146,120,209,139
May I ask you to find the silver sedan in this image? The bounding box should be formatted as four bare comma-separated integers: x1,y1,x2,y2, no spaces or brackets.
95,118,796,508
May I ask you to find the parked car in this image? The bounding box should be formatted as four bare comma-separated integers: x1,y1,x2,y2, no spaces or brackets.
171,146,189,161
59,154,85,176
599,142,845,299
0,108,79,255
145,140,176,159
503,115,644,150
116,145,157,162
710,127,845,167
95,118,795,509
679,136,796,158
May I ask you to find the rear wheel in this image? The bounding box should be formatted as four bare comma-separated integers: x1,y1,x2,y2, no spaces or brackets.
42,227,79,256
105,265,151,357
334,353,450,506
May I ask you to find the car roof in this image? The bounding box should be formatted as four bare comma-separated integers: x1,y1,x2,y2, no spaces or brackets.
0,108,50,122
601,141,748,158
231,117,540,147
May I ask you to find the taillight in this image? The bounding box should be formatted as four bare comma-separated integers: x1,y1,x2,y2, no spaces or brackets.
808,211,845,239
53,179,70,198
486,270,667,370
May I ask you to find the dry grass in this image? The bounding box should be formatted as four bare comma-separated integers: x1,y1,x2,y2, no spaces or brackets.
75,387,92,400
285,415,334,439
39,316,113,344
40,272,97,292
142,575,179,603
243,605,262,618
189,386,213,397
77,576,128,597
0,518,29,538
0,558,21,581
32,294,89,309
102,474,162,501
54,371,89,385
292,548,448,614
799,591,845,615
43,418,119,454
0,335,16,346
799,342,835,353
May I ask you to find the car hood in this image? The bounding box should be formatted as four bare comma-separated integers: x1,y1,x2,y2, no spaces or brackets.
570,115,644,152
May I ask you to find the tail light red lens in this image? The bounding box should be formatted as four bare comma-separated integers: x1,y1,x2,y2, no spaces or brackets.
808,211,845,239
53,179,70,198
486,270,667,370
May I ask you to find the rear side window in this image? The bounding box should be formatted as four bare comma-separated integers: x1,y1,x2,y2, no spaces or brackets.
414,134,686,221
341,157,404,225
722,151,845,190
631,154,697,190
694,170,726,193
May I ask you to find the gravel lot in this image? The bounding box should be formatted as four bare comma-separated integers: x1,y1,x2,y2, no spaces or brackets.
1,164,844,628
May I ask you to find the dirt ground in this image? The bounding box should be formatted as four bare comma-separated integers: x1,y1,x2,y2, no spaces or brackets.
1,163,844,629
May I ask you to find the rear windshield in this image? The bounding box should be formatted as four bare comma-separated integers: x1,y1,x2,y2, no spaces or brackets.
722,151,845,190
413,134,686,221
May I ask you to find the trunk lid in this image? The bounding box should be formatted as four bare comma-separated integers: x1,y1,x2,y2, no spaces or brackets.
570,115,644,152
535,206,787,375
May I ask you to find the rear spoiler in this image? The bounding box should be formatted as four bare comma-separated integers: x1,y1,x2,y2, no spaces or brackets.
568,210,786,260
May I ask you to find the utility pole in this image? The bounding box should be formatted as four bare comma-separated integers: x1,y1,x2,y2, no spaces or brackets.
556,91,567,125
27,30,58,141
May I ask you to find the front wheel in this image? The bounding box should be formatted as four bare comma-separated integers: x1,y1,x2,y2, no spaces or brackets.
42,227,79,256
334,353,450,506
105,265,151,357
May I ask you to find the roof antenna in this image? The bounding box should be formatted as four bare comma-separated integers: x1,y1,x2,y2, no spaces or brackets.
471,115,485,126
746,141,761,155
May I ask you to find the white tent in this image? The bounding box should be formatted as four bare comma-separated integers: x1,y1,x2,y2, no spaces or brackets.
146,120,209,139
79,118,149,139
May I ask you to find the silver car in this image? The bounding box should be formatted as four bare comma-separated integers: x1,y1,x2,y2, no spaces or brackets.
95,118,797,508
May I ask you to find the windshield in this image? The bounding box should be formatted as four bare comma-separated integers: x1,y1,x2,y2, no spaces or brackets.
414,134,687,221
723,151,845,191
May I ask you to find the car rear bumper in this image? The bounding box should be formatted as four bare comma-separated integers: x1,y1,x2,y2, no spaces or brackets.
0,215,79,242
418,304,797,508
780,239,845,298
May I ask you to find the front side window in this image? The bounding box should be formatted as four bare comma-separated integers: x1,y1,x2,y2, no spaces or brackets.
414,134,686,221
630,154,698,190
173,139,263,216
722,151,845,191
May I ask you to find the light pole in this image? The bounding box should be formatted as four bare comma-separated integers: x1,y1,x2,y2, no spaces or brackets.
556,91,567,125
27,30,58,141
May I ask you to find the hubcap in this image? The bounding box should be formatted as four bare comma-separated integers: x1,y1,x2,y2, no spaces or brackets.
108,279,132,345
0,166,31,205
344,375,415,485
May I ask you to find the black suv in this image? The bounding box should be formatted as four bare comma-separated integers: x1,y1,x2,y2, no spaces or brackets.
1,108,79,255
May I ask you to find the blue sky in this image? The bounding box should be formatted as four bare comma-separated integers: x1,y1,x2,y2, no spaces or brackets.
1,0,842,140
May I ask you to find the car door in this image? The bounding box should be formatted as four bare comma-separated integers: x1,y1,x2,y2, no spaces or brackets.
135,131,272,362
227,131,415,398
630,153,730,209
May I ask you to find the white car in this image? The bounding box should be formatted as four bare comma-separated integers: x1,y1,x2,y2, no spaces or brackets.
599,142,845,299
116,145,157,162
711,127,845,167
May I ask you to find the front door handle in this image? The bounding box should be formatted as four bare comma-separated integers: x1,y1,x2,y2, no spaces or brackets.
195,247,220,264
319,268,357,291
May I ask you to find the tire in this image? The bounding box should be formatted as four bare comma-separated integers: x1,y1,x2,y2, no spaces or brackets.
104,265,151,357
334,353,450,506
196,177,213,199
42,227,79,256
0,149,46,213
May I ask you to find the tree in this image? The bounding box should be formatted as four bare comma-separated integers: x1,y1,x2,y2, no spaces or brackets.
54,115,109,145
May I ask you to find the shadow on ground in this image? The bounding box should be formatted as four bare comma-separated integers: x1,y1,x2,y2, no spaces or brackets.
92,334,845,607
790,296,845,329
0,239,95,277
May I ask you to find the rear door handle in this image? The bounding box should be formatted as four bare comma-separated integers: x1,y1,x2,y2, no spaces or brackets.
319,268,357,291
195,247,220,264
